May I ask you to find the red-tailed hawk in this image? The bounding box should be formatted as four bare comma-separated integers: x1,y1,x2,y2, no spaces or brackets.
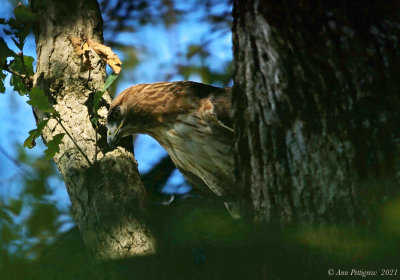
106,81,238,217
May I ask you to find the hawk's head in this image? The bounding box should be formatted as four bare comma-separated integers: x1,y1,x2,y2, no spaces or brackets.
106,103,128,148
106,82,187,147
106,84,160,147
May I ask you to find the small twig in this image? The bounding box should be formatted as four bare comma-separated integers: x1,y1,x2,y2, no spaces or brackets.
19,51,28,76
1,65,26,80
94,124,98,163
86,69,92,88
18,51,33,90
55,117,93,167
1,62,32,90
0,146,31,178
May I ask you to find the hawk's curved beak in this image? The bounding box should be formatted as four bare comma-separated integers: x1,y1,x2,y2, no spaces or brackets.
107,119,124,148
107,131,119,148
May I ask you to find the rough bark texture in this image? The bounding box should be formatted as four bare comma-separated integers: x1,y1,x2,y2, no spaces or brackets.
31,0,155,258
232,1,400,224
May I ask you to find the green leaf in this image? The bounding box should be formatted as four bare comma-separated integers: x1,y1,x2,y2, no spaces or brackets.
10,75,28,95
186,44,201,59
91,117,98,126
186,44,209,59
44,133,64,160
14,5,36,48
2,5,35,51
94,74,119,111
3,28,13,36
0,208,13,225
18,24,32,48
11,36,22,50
4,55,35,95
24,119,49,149
92,91,103,117
92,73,119,124
26,202,59,236
8,199,23,215
14,4,37,25
27,87,56,113
102,73,119,92
10,55,34,75
23,55,34,75
1,223,14,243
179,65,191,80
0,38,15,60
0,71,6,93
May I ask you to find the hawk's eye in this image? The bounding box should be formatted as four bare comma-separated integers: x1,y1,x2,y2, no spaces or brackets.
110,107,122,120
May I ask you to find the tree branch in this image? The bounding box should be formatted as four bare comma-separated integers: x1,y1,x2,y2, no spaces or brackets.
1,64,26,80
0,61,32,90
19,51,29,77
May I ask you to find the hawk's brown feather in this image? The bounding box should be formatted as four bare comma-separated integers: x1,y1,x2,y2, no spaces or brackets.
107,81,235,200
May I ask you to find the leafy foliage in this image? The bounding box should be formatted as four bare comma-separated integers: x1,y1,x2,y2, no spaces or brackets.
44,133,65,160
0,147,70,268
1,4,64,162
0,38,16,94
27,87,56,114
2,4,36,51
9,73,26,95
26,203,59,236
0,70,6,93
0,37,16,60
7,199,23,215
24,87,65,160
10,54,34,75
92,73,119,126
0,3,36,94
23,119,49,149
100,0,233,86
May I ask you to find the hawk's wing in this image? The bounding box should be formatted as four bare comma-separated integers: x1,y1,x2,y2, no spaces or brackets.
184,81,232,129
168,82,235,196
177,167,216,196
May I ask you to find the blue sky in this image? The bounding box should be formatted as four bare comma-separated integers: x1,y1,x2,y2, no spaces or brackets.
0,0,232,229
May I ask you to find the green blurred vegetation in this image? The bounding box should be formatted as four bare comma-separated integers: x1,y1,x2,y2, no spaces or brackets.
0,146,71,267
2,196,400,279
100,0,233,96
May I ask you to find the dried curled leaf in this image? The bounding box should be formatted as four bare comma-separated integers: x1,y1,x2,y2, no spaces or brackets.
81,41,93,71
87,38,122,74
69,37,122,74
69,37,93,71
69,37,83,55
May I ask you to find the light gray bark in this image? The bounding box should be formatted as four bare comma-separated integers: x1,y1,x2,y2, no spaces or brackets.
31,0,155,258
232,1,399,224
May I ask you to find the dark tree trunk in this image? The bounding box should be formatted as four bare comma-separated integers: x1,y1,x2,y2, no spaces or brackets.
30,0,155,258
232,1,400,225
